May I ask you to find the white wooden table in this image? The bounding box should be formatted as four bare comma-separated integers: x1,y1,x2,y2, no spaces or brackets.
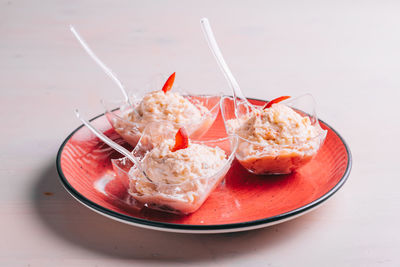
1,1,399,266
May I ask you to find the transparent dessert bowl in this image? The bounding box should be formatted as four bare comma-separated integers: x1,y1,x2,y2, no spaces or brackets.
220,95,327,175
103,74,222,147
104,94,221,147
111,121,238,215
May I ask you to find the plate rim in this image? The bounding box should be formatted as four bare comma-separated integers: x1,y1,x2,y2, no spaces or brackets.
56,98,352,232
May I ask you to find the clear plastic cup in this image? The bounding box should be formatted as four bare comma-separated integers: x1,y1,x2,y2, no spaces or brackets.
102,74,221,147
111,121,238,214
220,94,327,175
104,94,221,147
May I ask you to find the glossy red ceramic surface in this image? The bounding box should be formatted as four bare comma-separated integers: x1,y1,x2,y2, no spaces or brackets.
57,99,351,231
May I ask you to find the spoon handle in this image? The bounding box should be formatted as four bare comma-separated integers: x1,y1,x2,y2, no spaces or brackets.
200,18,248,105
70,26,131,105
74,110,151,182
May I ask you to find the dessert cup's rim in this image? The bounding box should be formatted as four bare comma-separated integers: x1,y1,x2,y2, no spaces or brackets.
56,98,352,233
221,93,316,108
103,93,223,129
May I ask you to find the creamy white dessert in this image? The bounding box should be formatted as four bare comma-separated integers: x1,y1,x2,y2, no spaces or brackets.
109,90,211,147
227,103,326,174
126,90,208,126
128,139,228,214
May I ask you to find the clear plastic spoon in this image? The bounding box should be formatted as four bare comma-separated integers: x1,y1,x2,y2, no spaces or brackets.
74,109,152,182
70,25,132,106
200,18,252,115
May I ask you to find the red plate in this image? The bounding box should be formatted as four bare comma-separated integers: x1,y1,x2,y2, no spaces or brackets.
57,98,352,233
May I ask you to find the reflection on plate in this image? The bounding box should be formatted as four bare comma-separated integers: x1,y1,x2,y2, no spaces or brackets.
56,98,351,234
